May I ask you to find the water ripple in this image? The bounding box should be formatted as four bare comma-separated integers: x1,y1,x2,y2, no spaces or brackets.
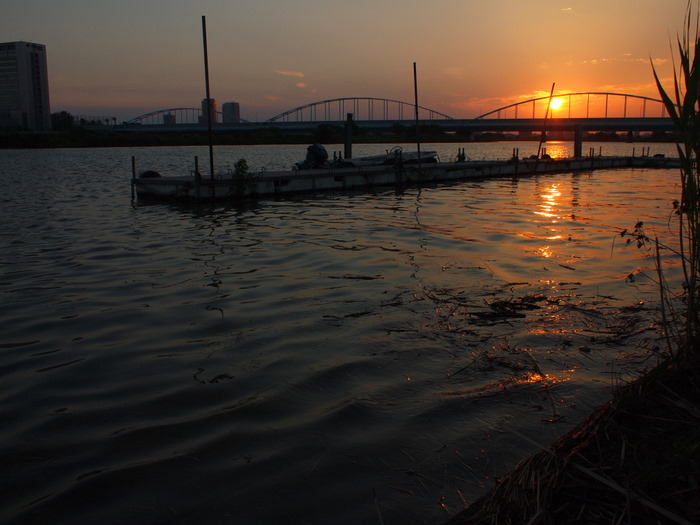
0,143,680,524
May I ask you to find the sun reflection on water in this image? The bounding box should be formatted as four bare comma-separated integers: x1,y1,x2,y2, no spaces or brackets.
536,184,562,221
540,142,571,159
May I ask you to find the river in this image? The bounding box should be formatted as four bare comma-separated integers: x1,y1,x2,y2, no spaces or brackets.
0,141,682,524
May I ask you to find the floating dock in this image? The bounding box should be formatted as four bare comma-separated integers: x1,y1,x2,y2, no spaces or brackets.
132,155,679,202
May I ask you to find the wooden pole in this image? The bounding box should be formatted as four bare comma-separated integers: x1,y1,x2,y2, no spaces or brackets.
344,113,353,160
131,156,136,200
202,15,215,196
413,62,421,168
537,82,555,158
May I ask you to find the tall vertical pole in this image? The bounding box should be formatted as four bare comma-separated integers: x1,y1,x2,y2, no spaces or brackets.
344,113,353,160
413,62,421,167
537,82,555,158
202,15,215,196
131,156,136,200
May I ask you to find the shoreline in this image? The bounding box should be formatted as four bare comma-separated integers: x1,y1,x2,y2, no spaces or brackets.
0,129,682,150
444,351,700,524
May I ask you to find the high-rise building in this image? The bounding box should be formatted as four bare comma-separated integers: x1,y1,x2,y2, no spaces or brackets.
199,98,217,125
0,41,51,131
222,102,240,124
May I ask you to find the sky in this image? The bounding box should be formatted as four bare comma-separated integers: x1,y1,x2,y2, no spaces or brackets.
2,0,694,122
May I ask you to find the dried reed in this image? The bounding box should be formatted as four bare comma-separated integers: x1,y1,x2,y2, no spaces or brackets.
444,4,700,523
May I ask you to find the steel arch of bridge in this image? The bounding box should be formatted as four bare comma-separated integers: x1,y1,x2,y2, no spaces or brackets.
474,92,668,121
125,107,224,125
266,97,454,123
123,92,668,126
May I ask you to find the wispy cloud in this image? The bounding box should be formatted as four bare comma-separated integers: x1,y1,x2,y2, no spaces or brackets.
582,56,657,66
274,70,305,78
561,7,582,16
444,67,466,79
295,82,309,88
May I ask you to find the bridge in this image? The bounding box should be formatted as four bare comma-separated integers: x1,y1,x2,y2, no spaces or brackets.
125,107,227,126
121,93,675,155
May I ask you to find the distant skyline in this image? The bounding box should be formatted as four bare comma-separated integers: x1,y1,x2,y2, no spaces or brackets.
2,0,693,122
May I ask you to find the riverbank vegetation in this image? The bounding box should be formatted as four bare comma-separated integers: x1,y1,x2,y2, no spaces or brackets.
446,4,700,524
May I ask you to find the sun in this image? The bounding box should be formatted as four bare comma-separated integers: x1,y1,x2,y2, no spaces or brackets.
549,97,564,111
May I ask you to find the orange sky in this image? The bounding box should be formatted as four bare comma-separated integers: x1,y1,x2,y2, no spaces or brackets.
3,0,693,122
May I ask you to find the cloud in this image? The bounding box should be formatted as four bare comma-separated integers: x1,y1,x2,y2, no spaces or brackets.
274,70,305,78
444,67,466,79
295,82,309,88
561,7,582,16
582,56,657,66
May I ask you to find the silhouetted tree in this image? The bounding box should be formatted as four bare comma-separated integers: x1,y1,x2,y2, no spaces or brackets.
51,111,75,131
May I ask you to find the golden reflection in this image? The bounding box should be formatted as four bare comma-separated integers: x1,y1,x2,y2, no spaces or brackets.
534,183,562,221
541,142,570,159
535,246,553,258
439,368,575,398
513,368,576,386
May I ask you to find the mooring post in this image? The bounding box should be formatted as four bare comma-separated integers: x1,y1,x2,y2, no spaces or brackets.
344,113,353,160
574,125,584,157
131,156,136,200
413,62,421,168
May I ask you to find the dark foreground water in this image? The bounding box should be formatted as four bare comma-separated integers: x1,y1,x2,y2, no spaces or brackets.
0,142,682,524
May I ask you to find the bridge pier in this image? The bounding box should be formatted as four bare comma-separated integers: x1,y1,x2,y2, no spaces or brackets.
574,125,584,157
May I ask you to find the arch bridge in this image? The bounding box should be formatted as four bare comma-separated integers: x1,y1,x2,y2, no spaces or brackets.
266,97,454,123
122,93,673,151
123,93,669,126
125,107,225,126
475,92,668,120
264,93,668,123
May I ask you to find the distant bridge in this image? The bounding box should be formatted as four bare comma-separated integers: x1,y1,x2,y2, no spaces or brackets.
123,92,670,126
265,97,454,123
264,93,668,123
474,92,668,120
123,97,451,126
121,93,675,153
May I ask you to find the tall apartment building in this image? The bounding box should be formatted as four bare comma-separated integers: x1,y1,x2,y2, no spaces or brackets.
222,102,240,124
0,41,51,131
199,98,217,125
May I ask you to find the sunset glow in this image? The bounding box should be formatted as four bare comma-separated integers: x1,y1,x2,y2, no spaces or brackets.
549,97,564,111
2,0,690,122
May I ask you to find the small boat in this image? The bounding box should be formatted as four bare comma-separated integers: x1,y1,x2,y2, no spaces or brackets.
294,143,438,169
342,146,439,168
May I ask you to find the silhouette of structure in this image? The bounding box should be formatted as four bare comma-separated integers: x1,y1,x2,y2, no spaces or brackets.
124,93,666,127
0,41,51,131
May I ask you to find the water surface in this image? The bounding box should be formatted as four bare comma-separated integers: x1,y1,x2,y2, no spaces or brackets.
0,142,681,524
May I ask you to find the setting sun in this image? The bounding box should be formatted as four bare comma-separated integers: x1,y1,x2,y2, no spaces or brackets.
549,97,564,111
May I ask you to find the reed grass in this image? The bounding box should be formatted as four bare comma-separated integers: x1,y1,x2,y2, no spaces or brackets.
443,5,700,523
650,0,700,355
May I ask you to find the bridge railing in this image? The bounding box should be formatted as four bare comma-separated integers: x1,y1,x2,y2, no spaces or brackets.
266,97,453,123
475,92,668,121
